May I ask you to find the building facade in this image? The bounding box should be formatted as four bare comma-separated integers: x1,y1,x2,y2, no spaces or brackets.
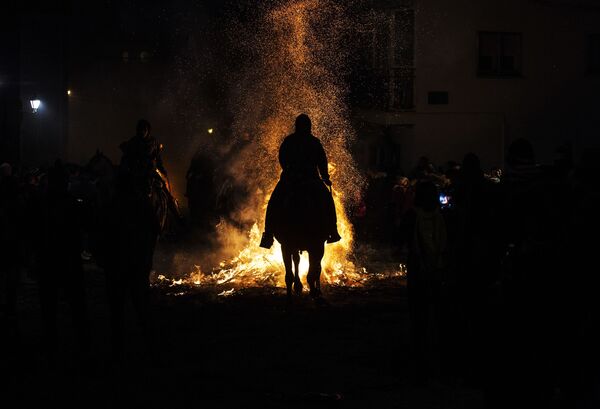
0,11,22,165
353,0,600,174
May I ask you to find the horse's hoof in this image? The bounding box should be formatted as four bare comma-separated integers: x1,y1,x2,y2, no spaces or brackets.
293,281,303,295
309,288,322,299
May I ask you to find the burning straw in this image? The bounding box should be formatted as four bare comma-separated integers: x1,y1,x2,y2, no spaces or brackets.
155,0,404,290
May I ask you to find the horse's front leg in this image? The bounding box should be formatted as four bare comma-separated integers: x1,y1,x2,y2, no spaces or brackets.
281,245,294,299
292,250,302,295
307,243,325,299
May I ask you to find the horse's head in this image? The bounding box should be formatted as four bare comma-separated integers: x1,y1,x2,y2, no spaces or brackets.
86,150,116,179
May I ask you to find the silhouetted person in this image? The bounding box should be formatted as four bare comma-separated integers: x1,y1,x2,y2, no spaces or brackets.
392,176,412,215
410,156,448,187
66,163,97,261
216,130,268,232
449,153,501,384
405,181,447,384
349,190,367,242
260,114,340,248
391,175,414,252
363,169,395,242
36,160,90,367
486,138,557,408
118,120,167,197
213,132,257,230
0,162,22,335
443,160,461,185
20,168,44,278
553,147,600,408
410,156,433,182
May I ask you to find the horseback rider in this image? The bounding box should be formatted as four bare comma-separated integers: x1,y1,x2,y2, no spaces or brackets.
107,119,174,361
260,114,341,248
117,119,180,224
118,120,167,197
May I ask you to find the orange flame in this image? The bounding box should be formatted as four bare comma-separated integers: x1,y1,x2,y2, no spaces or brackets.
154,1,404,291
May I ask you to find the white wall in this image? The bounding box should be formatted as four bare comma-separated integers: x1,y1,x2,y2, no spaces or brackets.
414,0,600,165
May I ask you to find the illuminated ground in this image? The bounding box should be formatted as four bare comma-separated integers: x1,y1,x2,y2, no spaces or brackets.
1,246,487,409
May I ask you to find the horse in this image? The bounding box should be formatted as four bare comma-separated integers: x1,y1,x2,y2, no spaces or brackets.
107,168,172,266
86,150,174,359
84,150,172,256
271,176,331,302
85,150,117,211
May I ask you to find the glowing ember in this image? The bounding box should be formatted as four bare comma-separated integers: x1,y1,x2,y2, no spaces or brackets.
155,0,405,290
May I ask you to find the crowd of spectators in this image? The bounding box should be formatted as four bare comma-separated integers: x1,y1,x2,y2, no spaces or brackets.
351,138,599,407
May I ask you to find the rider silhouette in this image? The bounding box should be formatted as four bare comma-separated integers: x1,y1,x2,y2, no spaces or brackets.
118,119,167,198
117,119,181,225
108,119,170,362
260,114,341,248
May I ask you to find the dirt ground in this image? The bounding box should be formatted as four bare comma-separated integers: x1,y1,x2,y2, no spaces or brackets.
1,245,484,409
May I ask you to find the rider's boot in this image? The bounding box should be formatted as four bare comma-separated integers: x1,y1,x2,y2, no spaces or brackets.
259,231,274,249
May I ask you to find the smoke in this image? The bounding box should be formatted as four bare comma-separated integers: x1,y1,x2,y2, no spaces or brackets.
222,0,363,224
155,0,367,283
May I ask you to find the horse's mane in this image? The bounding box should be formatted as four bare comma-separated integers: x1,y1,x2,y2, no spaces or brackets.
89,150,113,165
87,150,114,169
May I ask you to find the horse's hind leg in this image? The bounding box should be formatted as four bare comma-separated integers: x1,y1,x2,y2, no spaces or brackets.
307,243,325,299
281,245,294,299
292,250,302,295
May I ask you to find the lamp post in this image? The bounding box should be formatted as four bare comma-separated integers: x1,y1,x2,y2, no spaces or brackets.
29,98,41,113
28,97,42,162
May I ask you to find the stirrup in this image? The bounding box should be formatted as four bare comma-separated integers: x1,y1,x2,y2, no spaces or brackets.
259,232,274,249
326,231,341,244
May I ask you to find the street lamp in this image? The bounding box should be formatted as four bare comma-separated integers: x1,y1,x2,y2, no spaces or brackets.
30,98,41,113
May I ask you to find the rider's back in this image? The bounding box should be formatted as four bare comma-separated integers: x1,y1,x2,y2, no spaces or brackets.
119,135,160,174
278,132,328,181
117,135,163,196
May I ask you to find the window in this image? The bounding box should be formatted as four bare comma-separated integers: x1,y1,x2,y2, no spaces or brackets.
588,33,600,75
361,7,415,110
478,32,522,77
394,8,414,67
428,91,449,105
